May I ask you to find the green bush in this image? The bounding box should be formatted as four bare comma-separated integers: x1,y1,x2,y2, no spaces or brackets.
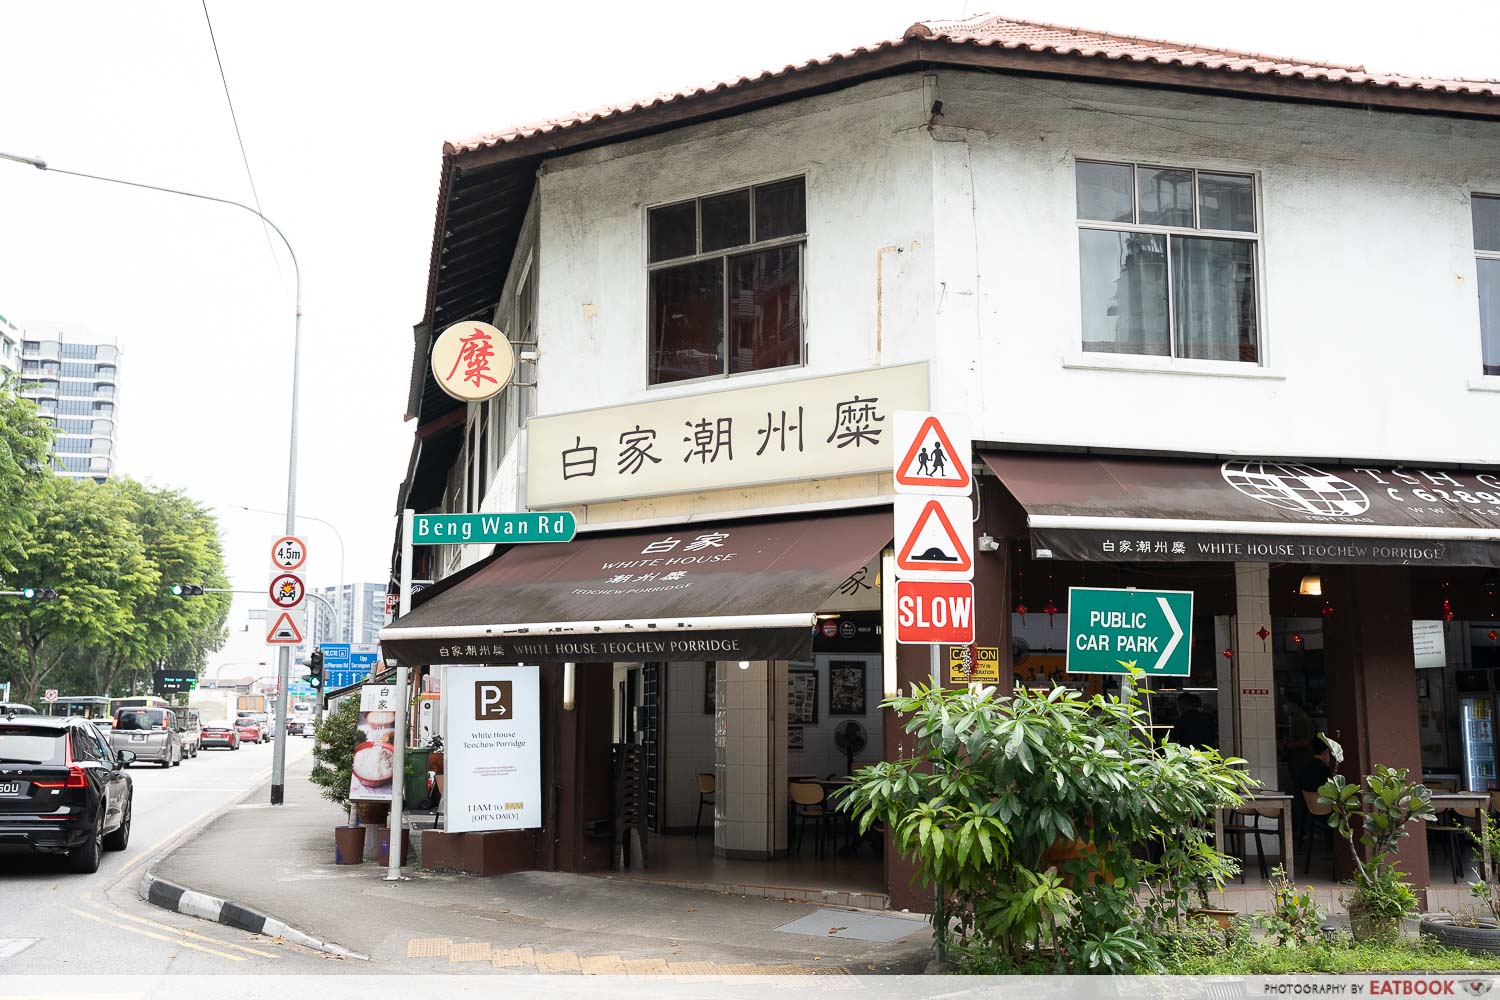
309,695,359,810
838,682,1255,973
1166,936,1497,975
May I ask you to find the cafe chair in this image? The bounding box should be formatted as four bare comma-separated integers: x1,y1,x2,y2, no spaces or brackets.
1223,802,1281,882
1299,790,1336,878
694,772,716,838
1431,798,1483,883
790,782,832,858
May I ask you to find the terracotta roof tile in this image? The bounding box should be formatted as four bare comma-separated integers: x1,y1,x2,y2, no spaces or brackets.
445,12,1500,156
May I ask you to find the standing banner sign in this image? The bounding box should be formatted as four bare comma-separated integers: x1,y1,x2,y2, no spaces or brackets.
349,683,398,801
445,665,541,832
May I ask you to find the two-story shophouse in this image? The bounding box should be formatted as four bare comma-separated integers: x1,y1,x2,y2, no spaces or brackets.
382,14,1500,909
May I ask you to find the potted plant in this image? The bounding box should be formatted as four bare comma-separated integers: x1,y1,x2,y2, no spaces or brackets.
1315,735,1434,944
309,697,367,864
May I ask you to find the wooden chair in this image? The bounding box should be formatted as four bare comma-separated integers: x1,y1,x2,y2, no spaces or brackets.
1434,799,1484,882
790,782,832,857
1223,802,1282,882
694,772,716,838
1300,790,1336,877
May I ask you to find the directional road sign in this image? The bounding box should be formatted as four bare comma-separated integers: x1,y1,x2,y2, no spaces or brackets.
895,580,975,645
411,512,576,546
1065,586,1193,676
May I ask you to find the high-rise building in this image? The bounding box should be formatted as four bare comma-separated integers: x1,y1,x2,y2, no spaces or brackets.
310,582,387,646
18,323,120,483
0,313,21,375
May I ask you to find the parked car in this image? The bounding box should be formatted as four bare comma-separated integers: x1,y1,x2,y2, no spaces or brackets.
109,708,184,768
199,722,239,750
0,715,134,873
0,703,38,717
178,709,202,759
231,718,262,744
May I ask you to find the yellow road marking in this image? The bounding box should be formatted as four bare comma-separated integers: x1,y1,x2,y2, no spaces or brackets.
68,907,245,962
98,904,282,959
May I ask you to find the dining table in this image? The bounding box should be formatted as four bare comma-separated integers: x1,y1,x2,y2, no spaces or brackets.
1430,791,1492,879
1213,791,1296,883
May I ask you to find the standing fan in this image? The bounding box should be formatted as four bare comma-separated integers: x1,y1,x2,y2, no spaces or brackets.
1012,637,1031,667
834,720,868,775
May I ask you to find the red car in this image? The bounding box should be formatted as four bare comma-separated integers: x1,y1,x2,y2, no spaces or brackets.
200,722,240,749
231,718,262,744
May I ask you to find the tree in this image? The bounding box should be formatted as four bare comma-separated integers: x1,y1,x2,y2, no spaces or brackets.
91,480,230,695
0,477,156,703
0,375,53,578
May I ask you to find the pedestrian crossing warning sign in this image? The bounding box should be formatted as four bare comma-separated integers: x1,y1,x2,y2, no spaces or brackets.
265,610,304,646
893,412,972,495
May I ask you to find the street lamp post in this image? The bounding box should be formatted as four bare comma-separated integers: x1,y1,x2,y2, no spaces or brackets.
2,151,305,806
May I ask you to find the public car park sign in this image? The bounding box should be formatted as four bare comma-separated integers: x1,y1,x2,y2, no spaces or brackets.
1065,586,1193,676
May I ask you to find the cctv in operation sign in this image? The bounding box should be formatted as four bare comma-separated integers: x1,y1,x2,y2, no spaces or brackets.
444,665,541,832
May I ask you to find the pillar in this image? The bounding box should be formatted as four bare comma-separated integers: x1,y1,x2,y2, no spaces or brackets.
1233,563,1278,790
714,660,775,859
1323,566,1428,887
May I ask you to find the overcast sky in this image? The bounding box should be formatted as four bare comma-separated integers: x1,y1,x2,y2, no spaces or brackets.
0,0,1494,676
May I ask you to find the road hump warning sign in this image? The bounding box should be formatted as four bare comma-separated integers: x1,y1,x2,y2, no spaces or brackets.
266,610,304,646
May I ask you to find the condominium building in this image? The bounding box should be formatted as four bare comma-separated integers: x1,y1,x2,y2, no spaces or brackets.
19,323,120,482
311,582,387,646
0,313,21,374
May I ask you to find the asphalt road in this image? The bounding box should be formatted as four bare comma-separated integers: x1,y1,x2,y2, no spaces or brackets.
0,731,335,973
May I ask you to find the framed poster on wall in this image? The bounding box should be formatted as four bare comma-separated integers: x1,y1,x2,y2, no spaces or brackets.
829,661,867,715
788,669,818,725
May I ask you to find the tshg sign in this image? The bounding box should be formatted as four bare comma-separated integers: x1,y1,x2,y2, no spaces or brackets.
446,665,540,832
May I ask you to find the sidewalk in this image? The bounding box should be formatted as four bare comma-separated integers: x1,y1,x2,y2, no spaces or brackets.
152,755,932,975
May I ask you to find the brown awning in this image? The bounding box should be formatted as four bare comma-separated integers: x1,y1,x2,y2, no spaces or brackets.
380,509,892,665
982,452,1500,568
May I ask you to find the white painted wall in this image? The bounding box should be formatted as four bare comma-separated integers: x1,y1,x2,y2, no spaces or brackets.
785,654,883,780
520,69,1500,490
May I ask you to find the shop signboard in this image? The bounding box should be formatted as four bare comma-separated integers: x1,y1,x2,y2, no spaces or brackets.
525,363,930,508
445,665,541,832
1066,586,1192,676
349,683,398,802
430,321,514,403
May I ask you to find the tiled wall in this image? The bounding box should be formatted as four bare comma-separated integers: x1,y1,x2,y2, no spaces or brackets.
715,661,774,857
1234,563,1279,791
662,662,716,831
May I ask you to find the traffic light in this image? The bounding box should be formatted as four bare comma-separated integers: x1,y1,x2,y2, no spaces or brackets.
170,584,206,597
307,648,324,689
22,588,58,601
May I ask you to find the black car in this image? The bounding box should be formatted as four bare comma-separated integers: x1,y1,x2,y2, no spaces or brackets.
0,714,134,873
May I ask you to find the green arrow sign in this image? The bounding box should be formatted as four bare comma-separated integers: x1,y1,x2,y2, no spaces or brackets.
411,512,577,546
1065,586,1193,676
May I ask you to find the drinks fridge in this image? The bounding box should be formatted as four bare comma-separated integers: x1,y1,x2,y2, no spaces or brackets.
1457,670,1498,791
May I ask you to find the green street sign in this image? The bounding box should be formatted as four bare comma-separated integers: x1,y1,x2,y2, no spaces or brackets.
411,512,577,546
1066,586,1193,676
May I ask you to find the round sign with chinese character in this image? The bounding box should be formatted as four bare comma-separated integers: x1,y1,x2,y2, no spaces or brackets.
431,321,514,402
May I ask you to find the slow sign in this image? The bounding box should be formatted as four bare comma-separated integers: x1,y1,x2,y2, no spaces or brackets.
895,580,974,645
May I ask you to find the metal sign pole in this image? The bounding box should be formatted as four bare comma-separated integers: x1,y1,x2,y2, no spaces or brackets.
385,508,415,881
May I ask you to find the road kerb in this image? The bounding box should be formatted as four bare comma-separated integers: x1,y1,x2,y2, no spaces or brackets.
138,870,368,961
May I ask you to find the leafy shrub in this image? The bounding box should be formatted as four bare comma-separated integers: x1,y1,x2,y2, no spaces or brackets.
1255,865,1326,947
838,682,1254,973
309,695,359,809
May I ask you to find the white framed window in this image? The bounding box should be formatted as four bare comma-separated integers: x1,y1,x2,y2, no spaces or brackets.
1474,194,1500,376
1076,160,1261,364
646,176,805,386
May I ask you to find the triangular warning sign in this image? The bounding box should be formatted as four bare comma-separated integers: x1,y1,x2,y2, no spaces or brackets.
266,611,304,645
895,416,971,491
897,499,973,574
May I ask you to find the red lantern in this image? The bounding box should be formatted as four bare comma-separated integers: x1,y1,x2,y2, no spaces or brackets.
1321,602,1335,618
1256,625,1270,651
1222,647,1234,660
1443,599,1456,623
1292,633,1304,645
1490,630,1498,643
1015,601,1027,625
1043,599,1059,627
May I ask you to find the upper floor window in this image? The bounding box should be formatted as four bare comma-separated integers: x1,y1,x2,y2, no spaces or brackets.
647,177,805,385
1076,160,1260,364
1474,194,1500,376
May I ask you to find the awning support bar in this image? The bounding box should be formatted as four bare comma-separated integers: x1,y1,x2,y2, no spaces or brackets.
380,612,816,644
